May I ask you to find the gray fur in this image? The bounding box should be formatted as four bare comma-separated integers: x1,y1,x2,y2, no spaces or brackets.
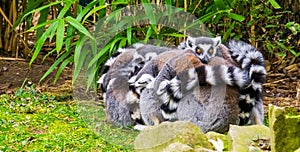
135,50,183,125
99,44,175,126
175,57,240,133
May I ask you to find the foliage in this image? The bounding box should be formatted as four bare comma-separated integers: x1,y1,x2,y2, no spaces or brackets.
12,0,299,89
0,86,132,151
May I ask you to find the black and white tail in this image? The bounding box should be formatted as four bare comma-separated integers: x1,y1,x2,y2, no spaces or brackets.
156,61,251,120
227,40,266,125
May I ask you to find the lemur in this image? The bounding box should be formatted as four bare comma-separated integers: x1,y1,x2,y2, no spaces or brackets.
98,44,174,126
154,36,266,125
99,36,266,128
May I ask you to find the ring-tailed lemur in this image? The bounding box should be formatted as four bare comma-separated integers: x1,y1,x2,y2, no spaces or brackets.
134,45,250,132
157,37,266,125
153,49,250,121
98,44,175,126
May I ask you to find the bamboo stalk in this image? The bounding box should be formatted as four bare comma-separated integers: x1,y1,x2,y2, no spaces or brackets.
0,56,26,61
0,4,30,56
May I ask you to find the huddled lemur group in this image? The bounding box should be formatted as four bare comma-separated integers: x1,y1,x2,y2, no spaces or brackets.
98,36,266,133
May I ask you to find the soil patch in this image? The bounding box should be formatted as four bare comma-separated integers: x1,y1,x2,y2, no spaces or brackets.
0,58,72,94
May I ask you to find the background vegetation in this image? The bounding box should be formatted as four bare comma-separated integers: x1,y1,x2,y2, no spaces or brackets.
0,0,299,88
0,0,299,151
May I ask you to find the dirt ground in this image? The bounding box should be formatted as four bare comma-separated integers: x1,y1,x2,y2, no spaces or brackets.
0,54,299,112
0,56,72,94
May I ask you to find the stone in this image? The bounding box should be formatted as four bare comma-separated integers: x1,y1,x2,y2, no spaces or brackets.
134,121,213,152
206,131,227,151
269,104,300,152
228,125,270,152
162,142,193,152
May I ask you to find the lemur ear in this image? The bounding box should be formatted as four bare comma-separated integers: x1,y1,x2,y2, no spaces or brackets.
186,36,195,48
214,36,221,47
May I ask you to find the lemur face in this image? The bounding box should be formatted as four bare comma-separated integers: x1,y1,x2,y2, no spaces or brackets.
185,36,221,64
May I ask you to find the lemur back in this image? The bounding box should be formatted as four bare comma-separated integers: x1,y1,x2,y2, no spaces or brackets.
133,50,183,125
175,56,240,133
99,44,174,126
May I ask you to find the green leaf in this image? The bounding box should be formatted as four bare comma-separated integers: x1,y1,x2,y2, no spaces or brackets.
39,51,71,83
65,16,95,41
290,50,300,57
214,0,227,10
56,19,65,53
227,13,245,22
144,27,153,43
82,4,109,22
199,12,217,23
17,1,62,28
265,25,277,28
12,0,44,30
54,55,73,84
65,25,75,52
72,35,85,84
76,0,98,21
127,27,132,45
30,22,58,65
142,3,157,25
57,2,73,19
26,19,57,32
36,8,50,40
163,33,186,37
268,0,281,9
88,42,112,69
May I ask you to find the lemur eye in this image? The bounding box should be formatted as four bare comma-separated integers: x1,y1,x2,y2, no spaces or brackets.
196,48,202,54
208,48,214,55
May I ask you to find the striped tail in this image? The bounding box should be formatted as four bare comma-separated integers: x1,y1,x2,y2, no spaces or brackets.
227,40,266,125
156,57,251,120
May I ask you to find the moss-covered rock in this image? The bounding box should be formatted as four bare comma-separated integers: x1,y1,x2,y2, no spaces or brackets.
269,104,300,152
206,131,227,151
228,125,270,152
134,121,213,152
162,142,193,152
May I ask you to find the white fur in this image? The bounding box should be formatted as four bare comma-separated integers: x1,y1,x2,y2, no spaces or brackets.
134,124,148,131
105,57,116,66
251,81,262,92
239,94,255,104
161,110,177,120
233,68,247,88
239,112,250,118
156,80,169,95
249,65,266,77
205,66,216,85
170,77,183,99
128,75,137,84
132,43,145,49
186,68,198,90
135,74,154,87
126,91,139,104
168,101,179,111
133,52,145,61
220,65,233,85
97,74,106,84
145,52,158,61
117,48,128,53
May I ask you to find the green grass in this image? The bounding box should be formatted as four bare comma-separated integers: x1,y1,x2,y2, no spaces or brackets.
0,86,136,151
